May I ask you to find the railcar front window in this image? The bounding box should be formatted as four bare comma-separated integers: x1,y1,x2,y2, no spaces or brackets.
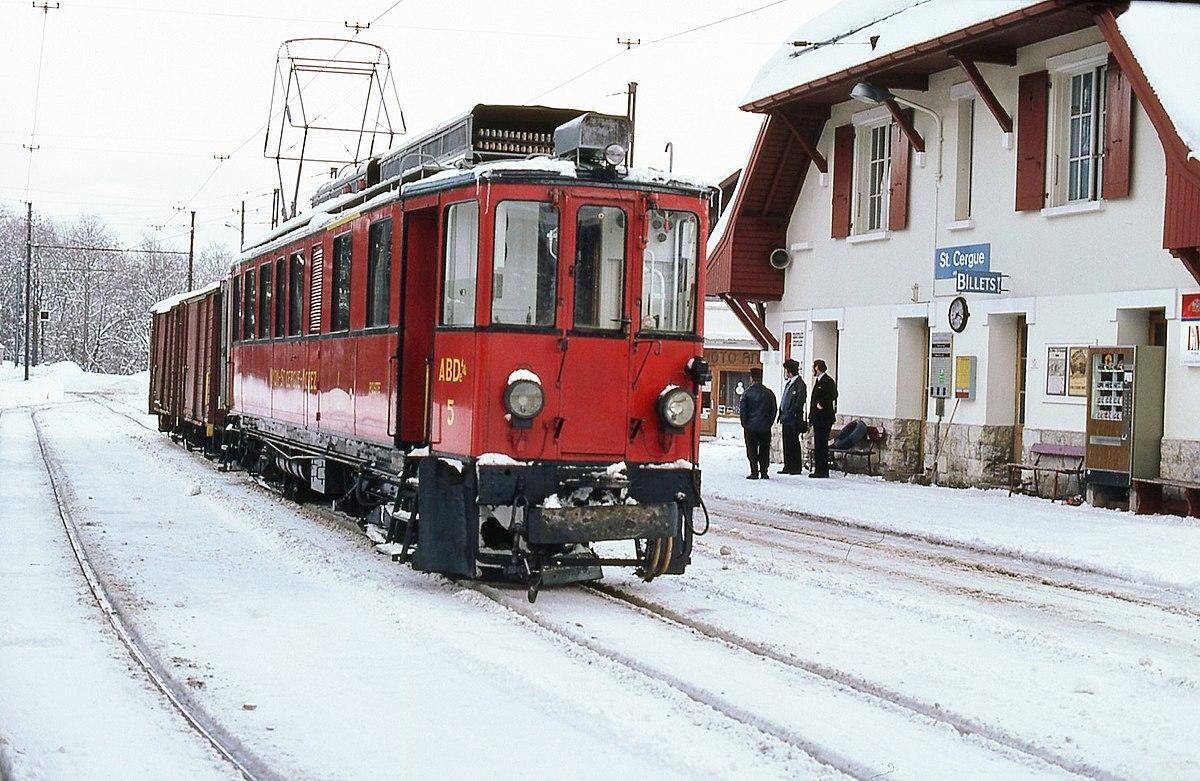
441,201,479,327
288,252,304,336
574,205,626,331
243,268,256,340
492,201,557,327
367,219,392,327
640,210,698,334
331,233,352,332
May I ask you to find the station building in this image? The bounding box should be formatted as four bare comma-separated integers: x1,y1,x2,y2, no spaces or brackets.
709,0,1200,495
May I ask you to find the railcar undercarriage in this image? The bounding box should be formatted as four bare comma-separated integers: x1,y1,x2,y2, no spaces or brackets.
181,414,702,602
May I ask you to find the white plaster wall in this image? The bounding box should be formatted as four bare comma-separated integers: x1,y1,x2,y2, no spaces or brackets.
765,26,1200,440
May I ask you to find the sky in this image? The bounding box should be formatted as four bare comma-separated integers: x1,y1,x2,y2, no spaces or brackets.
0,0,837,252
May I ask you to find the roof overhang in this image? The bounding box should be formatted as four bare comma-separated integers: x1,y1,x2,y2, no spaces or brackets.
741,0,1108,113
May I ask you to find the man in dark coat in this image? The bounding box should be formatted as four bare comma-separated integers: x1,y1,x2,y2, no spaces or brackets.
808,359,838,478
777,358,807,475
739,367,777,480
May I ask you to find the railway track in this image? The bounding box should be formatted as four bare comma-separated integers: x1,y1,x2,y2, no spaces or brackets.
706,496,1200,620
28,409,276,781
583,581,1123,780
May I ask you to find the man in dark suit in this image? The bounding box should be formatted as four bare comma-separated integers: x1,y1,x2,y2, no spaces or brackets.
808,359,838,478
777,358,807,475
739,367,777,480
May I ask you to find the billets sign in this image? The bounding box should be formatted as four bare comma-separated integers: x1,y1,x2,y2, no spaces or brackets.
1183,293,1200,367
935,243,990,280
955,270,1005,295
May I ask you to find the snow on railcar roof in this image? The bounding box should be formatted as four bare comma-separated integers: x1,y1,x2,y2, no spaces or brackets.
1117,0,1200,158
742,0,1042,107
237,157,713,263
149,281,220,314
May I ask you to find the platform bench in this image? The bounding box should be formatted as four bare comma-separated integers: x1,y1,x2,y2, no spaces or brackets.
1007,443,1085,502
1131,478,1200,518
827,425,887,476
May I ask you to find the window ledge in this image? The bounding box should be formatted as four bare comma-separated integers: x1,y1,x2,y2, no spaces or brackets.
846,230,890,245
946,219,975,232
1041,200,1104,219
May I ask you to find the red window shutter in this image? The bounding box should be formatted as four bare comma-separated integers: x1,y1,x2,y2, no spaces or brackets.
831,123,855,238
1015,70,1049,212
1103,53,1133,199
888,109,913,231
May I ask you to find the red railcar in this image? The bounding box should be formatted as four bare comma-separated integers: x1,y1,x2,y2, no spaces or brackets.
153,107,713,598
149,283,225,446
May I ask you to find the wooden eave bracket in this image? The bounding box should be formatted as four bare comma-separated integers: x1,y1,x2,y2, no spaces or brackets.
721,293,779,351
775,112,827,174
1172,247,1200,287
884,99,925,153
953,55,1014,134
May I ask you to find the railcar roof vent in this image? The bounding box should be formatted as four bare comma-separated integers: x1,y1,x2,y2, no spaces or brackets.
553,112,632,167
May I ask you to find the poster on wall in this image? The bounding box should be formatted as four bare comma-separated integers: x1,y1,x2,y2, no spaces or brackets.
1183,293,1200,367
1046,346,1067,395
1068,346,1090,396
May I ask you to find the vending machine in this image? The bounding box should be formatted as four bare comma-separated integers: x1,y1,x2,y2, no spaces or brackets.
1084,345,1165,488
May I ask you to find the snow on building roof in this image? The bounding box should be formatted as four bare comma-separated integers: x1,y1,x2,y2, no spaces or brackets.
742,0,1042,108
1116,1,1200,159
704,299,757,348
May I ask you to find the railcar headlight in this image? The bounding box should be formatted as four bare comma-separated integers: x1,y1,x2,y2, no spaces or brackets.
504,377,545,420
658,386,695,430
603,143,627,167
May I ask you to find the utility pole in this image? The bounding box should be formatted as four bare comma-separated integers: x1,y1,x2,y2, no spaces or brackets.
625,81,638,167
187,209,196,290
240,200,245,250
23,202,32,381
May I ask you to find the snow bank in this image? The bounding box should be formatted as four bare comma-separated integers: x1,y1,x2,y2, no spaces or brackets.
0,361,148,409
742,0,1042,107
1116,1,1200,157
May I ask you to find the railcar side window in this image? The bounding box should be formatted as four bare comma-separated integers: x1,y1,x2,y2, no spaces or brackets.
574,206,626,331
366,219,392,327
331,233,352,332
243,268,256,340
492,201,558,327
259,263,273,339
288,252,304,336
274,257,286,337
640,210,698,334
441,201,479,327
231,276,241,342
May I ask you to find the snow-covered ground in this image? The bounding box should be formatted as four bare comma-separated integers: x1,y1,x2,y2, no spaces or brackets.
2,365,1199,779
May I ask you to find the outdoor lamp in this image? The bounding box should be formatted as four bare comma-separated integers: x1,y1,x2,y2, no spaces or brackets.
851,81,894,105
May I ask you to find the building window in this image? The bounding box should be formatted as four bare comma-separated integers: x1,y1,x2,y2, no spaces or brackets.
258,263,273,339
331,233,352,332
1054,64,1107,204
288,252,304,336
492,201,558,327
640,209,698,334
574,205,626,331
441,201,478,327
954,98,975,220
855,122,890,233
366,219,391,328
